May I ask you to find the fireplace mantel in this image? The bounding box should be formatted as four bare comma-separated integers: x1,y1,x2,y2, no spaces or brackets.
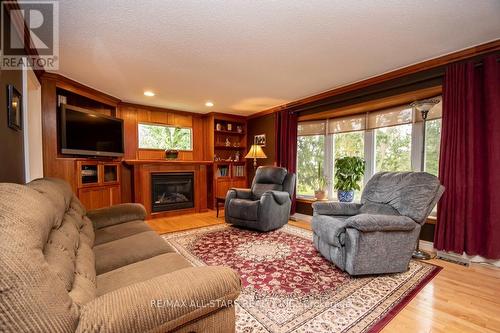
124,159,213,165
124,160,211,219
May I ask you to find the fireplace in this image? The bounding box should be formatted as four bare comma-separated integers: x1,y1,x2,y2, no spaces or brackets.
151,172,194,212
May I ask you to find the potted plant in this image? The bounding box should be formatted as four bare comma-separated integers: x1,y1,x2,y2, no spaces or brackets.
314,162,328,200
334,156,365,202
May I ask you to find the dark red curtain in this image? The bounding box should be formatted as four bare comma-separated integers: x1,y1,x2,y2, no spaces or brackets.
434,54,500,259
275,110,298,214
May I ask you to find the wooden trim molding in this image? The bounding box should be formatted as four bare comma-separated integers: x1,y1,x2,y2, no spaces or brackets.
249,39,500,119
119,102,207,118
41,72,120,107
298,85,442,121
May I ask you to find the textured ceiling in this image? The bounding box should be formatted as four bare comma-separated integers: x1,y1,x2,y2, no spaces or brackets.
53,0,500,115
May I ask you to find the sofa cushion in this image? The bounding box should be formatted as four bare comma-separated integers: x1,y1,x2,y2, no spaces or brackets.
0,183,80,332
93,231,175,275
228,199,259,221
97,252,192,296
94,220,153,246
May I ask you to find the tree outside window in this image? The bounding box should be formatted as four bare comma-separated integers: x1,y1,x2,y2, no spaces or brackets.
375,124,412,172
297,135,325,196
424,119,441,176
138,123,192,150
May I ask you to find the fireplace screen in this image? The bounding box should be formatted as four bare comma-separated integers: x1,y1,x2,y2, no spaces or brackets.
151,173,194,212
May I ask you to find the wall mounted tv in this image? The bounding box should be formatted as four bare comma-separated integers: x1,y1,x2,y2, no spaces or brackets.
60,104,124,157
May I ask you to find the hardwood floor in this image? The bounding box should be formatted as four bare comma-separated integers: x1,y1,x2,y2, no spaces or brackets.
147,210,500,333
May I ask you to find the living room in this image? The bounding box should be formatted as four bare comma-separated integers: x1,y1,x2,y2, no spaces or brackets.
0,1,499,332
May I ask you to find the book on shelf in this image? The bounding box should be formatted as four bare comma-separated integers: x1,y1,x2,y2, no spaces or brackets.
233,165,245,177
216,166,229,177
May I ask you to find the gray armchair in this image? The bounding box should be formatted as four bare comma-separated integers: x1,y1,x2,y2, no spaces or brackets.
312,172,444,275
225,166,296,232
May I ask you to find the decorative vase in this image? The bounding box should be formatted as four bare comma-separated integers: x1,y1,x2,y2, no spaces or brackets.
314,190,327,200
165,150,179,160
337,190,354,202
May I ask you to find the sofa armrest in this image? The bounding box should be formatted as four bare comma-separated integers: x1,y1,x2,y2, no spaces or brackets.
76,266,241,333
312,201,362,216
87,203,147,230
346,214,417,232
261,190,290,205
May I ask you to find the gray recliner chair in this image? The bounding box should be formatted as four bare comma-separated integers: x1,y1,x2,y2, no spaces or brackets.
312,172,444,275
225,166,296,232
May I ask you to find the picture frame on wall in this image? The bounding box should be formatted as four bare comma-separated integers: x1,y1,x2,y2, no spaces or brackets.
254,134,266,147
7,85,22,131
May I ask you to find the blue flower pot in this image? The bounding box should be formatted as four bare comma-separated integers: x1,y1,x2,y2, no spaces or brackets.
337,190,354,202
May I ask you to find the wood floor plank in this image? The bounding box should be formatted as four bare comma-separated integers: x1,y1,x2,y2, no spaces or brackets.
147,210,500,333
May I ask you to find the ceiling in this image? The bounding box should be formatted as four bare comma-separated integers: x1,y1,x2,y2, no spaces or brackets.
53,0,500,115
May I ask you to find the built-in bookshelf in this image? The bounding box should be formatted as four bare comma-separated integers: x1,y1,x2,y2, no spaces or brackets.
208,114,248,207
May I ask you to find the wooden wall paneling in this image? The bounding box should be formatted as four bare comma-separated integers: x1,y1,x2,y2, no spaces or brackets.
41,77,77,191
119,105,139,159
192,116,206,161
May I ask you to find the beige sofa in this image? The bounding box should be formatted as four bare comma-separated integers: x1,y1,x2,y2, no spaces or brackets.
0,178,241,332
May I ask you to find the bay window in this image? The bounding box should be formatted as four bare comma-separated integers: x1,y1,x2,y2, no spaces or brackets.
296,96,442,201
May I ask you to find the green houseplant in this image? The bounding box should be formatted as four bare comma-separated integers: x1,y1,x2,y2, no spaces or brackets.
334,156,365,202
314,162,328,200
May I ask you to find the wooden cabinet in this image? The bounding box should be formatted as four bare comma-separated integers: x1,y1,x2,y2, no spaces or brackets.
78,185,121,210
76,160,121,210
215,177,248,199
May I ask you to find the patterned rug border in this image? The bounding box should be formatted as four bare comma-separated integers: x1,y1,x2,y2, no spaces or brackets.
162,223,443,332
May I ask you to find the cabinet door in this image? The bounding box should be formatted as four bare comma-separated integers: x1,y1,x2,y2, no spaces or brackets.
216,179,232,199
109,185,121,206
231,179,247,189
78,187,114,210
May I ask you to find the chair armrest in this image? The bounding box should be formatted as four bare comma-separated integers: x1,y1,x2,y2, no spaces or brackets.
260,190,290,205
76,266,241,333
228,188,253,200
346,214,417,232
312,215,347,247
312,201,362,216
87,203,147,230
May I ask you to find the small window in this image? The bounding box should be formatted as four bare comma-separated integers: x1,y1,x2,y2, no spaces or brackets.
138,123,192,150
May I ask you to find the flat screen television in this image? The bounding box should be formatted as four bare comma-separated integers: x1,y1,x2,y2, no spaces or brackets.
60,104,124,157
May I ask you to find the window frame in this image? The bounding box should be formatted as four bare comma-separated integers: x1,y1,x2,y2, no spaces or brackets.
296,100,442,202
137,122,194,151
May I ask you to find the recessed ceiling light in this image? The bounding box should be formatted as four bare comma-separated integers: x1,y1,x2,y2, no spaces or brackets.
144,91,155,97
205,101,214,107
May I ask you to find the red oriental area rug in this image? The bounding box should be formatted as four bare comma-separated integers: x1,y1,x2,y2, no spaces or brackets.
163,224,441,333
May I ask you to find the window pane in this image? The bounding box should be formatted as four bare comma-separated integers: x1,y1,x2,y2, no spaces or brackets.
333,131,365,201
138,124,192,150
375,124,412,172
297,135,325,196
425,119,442,176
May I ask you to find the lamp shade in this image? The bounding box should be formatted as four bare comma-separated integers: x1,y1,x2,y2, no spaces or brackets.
245,144,267,159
